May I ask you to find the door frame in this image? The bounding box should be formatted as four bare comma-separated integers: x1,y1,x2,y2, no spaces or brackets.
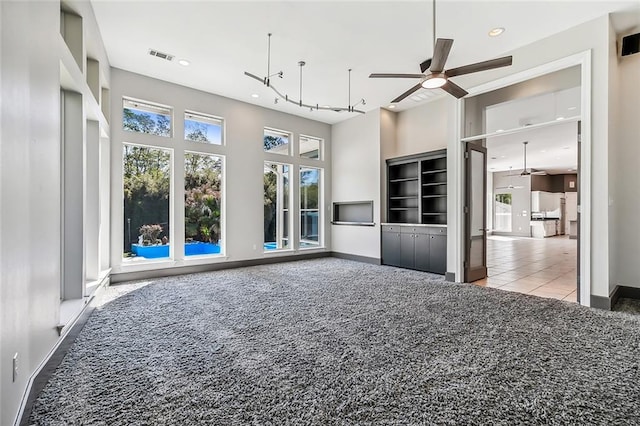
450,50,592,306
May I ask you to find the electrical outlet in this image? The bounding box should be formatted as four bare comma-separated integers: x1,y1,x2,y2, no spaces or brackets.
13,353,18,382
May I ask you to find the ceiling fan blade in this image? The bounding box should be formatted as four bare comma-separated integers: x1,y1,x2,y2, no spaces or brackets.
420,58,432,73
391,82,423,103
445,56,513,78
430,38,454,73
531,169,547,175
440,80,468,99
369,73,425,79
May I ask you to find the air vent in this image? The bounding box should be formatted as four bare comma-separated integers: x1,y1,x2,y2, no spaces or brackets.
148,49,174,61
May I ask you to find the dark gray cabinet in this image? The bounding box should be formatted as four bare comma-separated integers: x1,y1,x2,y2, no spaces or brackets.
382,225,446,274
381,226,401,267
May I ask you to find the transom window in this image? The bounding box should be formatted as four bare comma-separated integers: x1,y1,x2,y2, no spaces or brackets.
264,128,290,155
185,111,223,145
300,135,322,160
123,98,172,137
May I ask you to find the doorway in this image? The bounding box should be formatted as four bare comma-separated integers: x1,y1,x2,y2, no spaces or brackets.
456,54,590,306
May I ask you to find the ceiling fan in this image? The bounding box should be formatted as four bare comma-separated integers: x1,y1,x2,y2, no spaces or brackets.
520,141,547,176
496,167,524,190
369,0,512,102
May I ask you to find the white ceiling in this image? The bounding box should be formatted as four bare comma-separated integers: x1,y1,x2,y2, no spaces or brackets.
91,0,638,124
486,121,579,175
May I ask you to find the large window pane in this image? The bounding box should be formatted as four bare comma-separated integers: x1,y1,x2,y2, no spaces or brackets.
185,111,223,145
185,153,223,256
123,98,172,137
300,167,320,247
300,135,321,160
123,145,171,260
264,128,290,155
264,162,291,251
495,193,512,232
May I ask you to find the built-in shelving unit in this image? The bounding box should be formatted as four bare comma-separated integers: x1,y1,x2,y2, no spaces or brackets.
58,2,111,323
382,150,447,275
387,149,447,225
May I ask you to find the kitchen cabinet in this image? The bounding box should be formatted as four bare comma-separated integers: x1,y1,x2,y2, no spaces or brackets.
381,224,446,274
531,191,562,213
530,219,559,238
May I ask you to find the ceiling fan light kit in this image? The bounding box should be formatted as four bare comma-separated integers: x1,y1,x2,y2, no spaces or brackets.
421,73,447,89
244,33,366,114
369,0,513,103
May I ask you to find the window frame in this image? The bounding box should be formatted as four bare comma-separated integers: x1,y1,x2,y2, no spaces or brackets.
263,127,292,156
299,134,323,160
299,166,322,249
184,151,226,258
122,97,173,138
263,161,293,252
184,110,225,146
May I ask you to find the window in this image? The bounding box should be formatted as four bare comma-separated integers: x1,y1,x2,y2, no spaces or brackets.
264,128,290,155
300,167,321,247
185,111,223,145
494,193,512,232
123,145,171,259
299,135,322,160
264,162,291,251
185,153,224,256
123,98,172,137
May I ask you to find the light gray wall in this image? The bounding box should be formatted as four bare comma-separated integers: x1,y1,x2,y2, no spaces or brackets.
109,69,332,274
1,2,61,424
610,33,640,290
1,1,111,423
395,97,452,159
331,110,381,259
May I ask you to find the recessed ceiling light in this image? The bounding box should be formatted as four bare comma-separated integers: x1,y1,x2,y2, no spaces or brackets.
541,150,546,153
251,94,259,98
500,155,506,158
388,105,396,109
488,27,505,37
496,129,504,133
568,106,577,111
556,116,565,121
563,146,570,150
178,59,190,66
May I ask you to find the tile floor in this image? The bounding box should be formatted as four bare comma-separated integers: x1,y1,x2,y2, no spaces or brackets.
472,235,578,303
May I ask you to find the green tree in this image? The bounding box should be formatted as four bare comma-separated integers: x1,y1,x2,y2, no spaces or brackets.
184,153,222,244
264,134,287,150
123,146,171,254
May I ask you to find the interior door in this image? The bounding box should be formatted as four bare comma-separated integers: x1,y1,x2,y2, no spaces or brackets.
464,142,488,282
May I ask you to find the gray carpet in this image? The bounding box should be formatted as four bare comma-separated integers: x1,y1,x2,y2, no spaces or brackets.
29,258,640,425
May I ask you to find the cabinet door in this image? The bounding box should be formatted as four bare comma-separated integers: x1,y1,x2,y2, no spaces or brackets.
414,233,430,271
400,233,415,269
429,234,447,274
381,231,402,267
